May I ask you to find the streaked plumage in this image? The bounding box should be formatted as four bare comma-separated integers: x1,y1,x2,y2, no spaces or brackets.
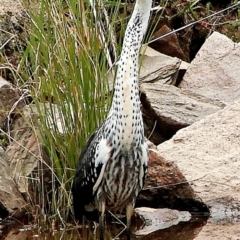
72,0,152,239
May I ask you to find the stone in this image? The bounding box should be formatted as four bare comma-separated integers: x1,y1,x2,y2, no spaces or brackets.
136,141,209,214
6,105,51,196
194,222,240,240
140,81,225,139
179,31,240,104
176,61,189,86
0,150,27,217
139,54,181,85
134,207,191,235
149,25,187,61
157,98,240,204
207,197,240,224
108,48,181,90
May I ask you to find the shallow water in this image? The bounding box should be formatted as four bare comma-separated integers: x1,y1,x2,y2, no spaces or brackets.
1,200,240,240
0,217,218,240
0,216,207,240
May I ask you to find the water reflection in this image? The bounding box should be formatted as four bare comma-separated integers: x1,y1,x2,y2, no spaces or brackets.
0,216,208,240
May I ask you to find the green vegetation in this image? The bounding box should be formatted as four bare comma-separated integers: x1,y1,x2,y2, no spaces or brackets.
22,0,125,223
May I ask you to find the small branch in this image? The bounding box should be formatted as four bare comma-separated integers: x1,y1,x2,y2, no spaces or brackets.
147,1,240,44
143,174,208,190
0,35,16,50
108,211,127,240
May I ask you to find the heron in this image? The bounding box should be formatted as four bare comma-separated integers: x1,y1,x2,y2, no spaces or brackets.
72,0,151,239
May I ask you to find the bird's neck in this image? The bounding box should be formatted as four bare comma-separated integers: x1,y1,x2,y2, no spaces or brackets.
105,0,152,149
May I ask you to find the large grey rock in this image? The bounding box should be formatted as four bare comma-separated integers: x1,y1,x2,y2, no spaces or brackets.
108,47,181,90
134,207,191,235
6,105,51,194
157,99,240,203
179,32,240,104
0,151,27,217
139,53,181,85
137,141,209,214
140,82,225,137
194,222,240,240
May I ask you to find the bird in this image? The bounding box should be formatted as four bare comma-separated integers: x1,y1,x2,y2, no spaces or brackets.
72,0,152,239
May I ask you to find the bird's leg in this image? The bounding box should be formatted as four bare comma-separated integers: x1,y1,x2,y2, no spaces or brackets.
126,203,134,240
99,201,106,240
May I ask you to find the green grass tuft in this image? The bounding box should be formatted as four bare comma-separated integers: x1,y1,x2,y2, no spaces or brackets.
20,0,127,222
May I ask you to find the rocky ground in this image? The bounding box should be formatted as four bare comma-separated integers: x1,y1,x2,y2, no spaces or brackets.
0,0,240,239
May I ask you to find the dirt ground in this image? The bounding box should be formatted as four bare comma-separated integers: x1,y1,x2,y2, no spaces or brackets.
0,0,23,16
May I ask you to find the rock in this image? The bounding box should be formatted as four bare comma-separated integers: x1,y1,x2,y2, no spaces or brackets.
134,207,191,235
179,31,240,104
149,25,187,61
139,54,181,85
108,48,181,89
140,82,225,139
0,150,27,217
136,141,209,214
207,197,240,224
0,77,22,129
157,98,240,204
140,45,163,57
6,105,51,198
176,61,189,86
194,222,240,240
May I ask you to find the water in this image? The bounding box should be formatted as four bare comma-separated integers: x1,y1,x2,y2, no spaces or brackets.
1,199,240,240
0,216,208,240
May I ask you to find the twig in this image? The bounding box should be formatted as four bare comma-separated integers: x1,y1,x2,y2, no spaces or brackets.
108,211,127,240
148,120,157,140
0,35,16,50
143,174,208,190
6,89,31,141
147,1,240,44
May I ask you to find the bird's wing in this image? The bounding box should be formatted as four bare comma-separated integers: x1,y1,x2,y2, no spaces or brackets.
140,141,149,189
73,130,108,193
72,128,113,221
92,138,112,194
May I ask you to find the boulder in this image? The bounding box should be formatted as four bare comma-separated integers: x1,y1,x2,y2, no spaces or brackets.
134,207,191,235
139,54,181,85
179,31,240,104
0,150,27,217
137,141,209,214
194,222,240,240
140,81,225,140
149,24,187,61
157,98,240,204
108,47,181,90
6,105,51,199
